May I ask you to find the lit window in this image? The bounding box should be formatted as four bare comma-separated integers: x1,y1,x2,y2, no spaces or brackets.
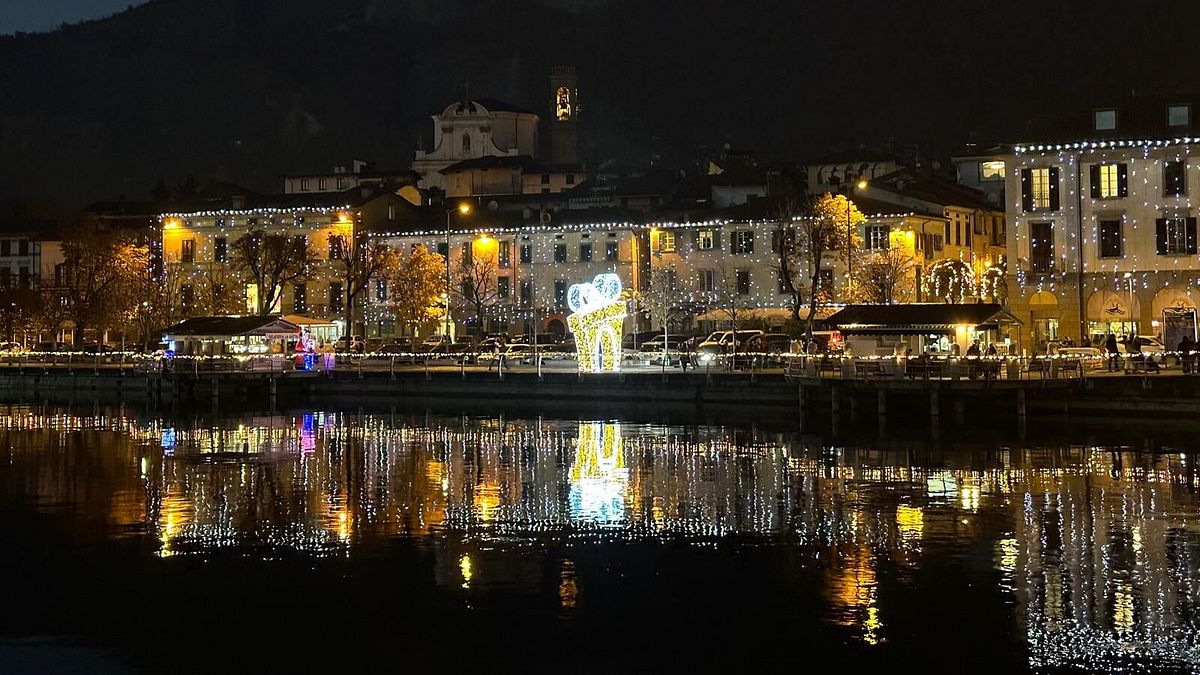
1030,168,1051,209
1094,109,1117,131
658,230,676,253
979,160,1005,181
1168,104,1190,127
697,230,715,250
1097,164,1120,198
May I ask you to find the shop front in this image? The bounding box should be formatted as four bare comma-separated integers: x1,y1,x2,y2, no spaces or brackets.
827,303,1022,357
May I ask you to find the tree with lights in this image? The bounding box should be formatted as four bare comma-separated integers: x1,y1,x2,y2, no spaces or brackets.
978,261,1008,304
381,244,446,337
857,247,916,304
231,230,316,316
924,258,976,304
57,227,150,346
777,193,865,342
327,229,390,338
642,267,688,363
708,261,757,363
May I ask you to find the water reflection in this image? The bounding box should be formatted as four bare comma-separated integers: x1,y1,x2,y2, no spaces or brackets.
1,406,1199,670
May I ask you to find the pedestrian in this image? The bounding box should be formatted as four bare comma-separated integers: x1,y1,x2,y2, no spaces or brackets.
1105,332,1120,372
680,340,691,371
1180,334,1195,374
986,343,997,357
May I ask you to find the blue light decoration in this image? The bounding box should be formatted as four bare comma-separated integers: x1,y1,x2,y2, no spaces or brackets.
566,273,626,372
161,427,176,455
300,413,316,453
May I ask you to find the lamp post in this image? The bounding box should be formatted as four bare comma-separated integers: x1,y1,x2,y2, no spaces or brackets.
445,202,472,343
845,178,867,298
1123,271,1134,337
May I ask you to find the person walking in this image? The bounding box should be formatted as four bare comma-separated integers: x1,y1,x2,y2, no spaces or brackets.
1180,334,1195,374
1105,333,1120,372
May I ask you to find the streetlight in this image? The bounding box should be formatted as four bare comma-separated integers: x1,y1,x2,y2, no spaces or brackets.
445,202,472,343
845,178,867,297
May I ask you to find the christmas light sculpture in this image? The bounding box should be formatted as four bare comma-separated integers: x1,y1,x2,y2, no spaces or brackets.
566,273,626,372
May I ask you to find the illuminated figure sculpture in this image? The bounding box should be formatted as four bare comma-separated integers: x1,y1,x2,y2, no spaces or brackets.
566,273,626,372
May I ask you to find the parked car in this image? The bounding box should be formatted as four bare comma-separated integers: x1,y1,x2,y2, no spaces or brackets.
1117,335,1165,354
500,343,534,364
695,330,764,365
1057,346,1106,370
741,333,795,367
0,342,23,354
336,335,365,353
637,335,688,365
367,339,414,359
621,331,663,360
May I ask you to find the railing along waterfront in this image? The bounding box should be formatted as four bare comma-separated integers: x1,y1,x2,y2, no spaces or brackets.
0,348,1182,381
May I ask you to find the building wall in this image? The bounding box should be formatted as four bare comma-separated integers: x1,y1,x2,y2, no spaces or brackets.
1005,142,1200,349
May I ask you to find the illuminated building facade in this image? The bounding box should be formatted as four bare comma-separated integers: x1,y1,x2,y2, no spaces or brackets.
1004,93,1200,350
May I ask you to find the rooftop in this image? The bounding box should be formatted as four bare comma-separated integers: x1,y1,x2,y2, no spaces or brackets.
828,303,1020,335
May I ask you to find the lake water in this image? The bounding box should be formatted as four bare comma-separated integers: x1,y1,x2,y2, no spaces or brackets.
1,403,1198,673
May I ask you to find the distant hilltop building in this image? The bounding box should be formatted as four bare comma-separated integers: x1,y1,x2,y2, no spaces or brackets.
411,69,584,197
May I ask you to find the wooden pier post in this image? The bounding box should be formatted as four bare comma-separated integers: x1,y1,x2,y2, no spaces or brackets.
877,388,887,432
929,389,939,422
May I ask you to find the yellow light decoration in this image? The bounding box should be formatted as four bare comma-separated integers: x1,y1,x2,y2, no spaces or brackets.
566,273,626,373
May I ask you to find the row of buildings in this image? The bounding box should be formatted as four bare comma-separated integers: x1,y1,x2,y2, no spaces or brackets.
21,68,1200,353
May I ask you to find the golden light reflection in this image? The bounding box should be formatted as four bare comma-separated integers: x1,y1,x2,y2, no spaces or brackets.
459,554,473,589
559,560,578,609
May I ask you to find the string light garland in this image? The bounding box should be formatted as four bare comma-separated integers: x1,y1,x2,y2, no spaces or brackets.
924,259,976,304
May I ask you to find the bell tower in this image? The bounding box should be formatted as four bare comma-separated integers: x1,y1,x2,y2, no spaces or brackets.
549,66,580,165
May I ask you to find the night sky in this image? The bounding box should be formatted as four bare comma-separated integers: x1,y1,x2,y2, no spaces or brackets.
3,0,1200,206
0,1,146,33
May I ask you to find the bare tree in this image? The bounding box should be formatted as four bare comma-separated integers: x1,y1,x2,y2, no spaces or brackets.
857,246,916,304
709,261,757,362
134,261,187,350
452,255,499,335
0,283,42,343
230,230,315,315
327,229,390,337
642,266,688,362
380,244,446,337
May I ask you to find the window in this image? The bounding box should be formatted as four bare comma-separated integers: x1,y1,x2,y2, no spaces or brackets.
318,178,328,191
1156,217,1197,255
979,160,1005,181
658,230,676,253
1090,163,1126,199
375,279,388,302
566,174,576,185
520,280,532,306
18,266,29,288
731,230,754,254
0,241,9,256
577,243,591,262
990,216,1005,247
497,276,510,299
181,284,193,310
18,240,28,256
1030,221,1054,273
329,283,344,312
1169,104,1191,127
498,241,511,268
387,204,395,221
520,244,532,264
293,284,307,313
698,269,715,292
436,242,449,259
300,178,310,192
293,235,307,257
865,224,890,250
736,270,750,295
605,242,618,261
1021,167,1059,211
1164,160,1188,196
554,280,567,307
1094,109,1117,131
697,230,715,250
462,134,472,155
461,242,472,265
541,174,550,185
337,176,348,190
181,239,195,263
328,236,344,260
214,237,227,263
1099,219,1123,258
554,244,567,263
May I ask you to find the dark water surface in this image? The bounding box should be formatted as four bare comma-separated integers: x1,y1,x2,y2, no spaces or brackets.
1,404,1199,673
